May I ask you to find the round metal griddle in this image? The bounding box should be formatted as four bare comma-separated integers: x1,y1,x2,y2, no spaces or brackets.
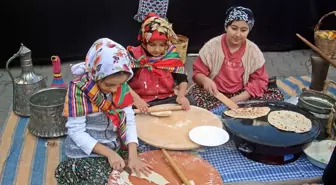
222,100,321,165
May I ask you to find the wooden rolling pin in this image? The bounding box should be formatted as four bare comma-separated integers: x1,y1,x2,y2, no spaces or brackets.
162,149,192,185
186,83,239,110
134,105,183,114
215,92,239,110
296,33,336,68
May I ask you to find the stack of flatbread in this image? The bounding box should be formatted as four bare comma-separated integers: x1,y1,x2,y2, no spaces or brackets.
267,110,312,133
223,107,271,119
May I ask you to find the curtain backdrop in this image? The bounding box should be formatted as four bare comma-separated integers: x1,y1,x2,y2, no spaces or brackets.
1,0,335,67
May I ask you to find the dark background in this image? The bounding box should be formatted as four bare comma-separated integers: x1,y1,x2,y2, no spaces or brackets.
1,0,335,68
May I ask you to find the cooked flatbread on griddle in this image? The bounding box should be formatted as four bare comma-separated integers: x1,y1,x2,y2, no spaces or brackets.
267,110,312,133
223,107,271,119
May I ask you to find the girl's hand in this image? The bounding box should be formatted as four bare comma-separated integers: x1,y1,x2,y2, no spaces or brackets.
107,151,125,171
133,97,149,113
176,95,191,110
127,157,153,177
203,78,219,96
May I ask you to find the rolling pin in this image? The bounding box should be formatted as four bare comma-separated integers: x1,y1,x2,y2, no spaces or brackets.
215,92,239,110
162,149,192,185
296,33,336,68
186,83,239,110
134,105,183,114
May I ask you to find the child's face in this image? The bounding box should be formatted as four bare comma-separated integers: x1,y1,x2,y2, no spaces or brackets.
145,40,168,57
97,73,129,94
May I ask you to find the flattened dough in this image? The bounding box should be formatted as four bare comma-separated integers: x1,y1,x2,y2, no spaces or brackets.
267,110,312,133
120,170,169,185
109,170,195,185
224,107,271,119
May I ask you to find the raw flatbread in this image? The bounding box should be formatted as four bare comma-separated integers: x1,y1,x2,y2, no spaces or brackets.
111,170,194,185
118,170,169,185
150,111,172,117
267,110,312,133
223,107,271,119
108,170,129,185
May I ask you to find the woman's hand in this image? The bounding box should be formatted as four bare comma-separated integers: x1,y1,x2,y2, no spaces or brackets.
107,151,125,171
176,95,191,110
133,97,149,113
203,78,219,96
127,157,153,177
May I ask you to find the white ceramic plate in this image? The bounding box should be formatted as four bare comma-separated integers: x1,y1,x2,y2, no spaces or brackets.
189,126,230,147
304,140,336,169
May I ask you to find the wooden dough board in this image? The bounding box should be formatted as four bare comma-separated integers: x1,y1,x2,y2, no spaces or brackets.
129,150,224,185
135,104,223,150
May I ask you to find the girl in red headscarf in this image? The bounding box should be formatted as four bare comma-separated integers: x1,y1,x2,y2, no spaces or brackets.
127,13,191,112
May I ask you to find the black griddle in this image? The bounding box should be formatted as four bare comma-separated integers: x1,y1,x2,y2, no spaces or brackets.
222,100,322,165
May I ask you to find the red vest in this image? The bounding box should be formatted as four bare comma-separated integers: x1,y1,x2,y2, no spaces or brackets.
129,68,175,102
128,46,176,102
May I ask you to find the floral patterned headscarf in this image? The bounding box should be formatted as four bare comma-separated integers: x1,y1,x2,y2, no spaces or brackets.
84,38,133,81
70,38,134,80
224,6,255,31
138,12,178,43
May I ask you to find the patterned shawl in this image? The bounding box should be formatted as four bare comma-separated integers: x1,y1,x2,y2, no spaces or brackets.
127,45,186,75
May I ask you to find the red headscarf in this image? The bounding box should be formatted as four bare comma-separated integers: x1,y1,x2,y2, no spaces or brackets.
137,12,177,43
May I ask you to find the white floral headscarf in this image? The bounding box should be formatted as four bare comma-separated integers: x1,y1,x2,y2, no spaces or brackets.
71,38,133,81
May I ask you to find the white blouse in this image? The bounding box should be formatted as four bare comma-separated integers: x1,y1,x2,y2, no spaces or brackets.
65,93,138,155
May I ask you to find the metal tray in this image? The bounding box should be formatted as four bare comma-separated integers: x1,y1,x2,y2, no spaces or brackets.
298,89,335,114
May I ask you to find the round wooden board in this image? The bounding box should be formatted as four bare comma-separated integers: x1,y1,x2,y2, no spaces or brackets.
135,104,223,150
129,150,224,185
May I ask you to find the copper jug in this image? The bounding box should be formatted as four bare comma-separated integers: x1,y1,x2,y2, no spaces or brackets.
6,44,47,116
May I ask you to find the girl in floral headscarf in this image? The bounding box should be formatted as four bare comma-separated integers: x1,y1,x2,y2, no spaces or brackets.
127,13,191,113
55,38,152,185
187,6,284,115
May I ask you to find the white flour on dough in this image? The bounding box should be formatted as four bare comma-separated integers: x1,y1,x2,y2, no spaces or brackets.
120,170,169,185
